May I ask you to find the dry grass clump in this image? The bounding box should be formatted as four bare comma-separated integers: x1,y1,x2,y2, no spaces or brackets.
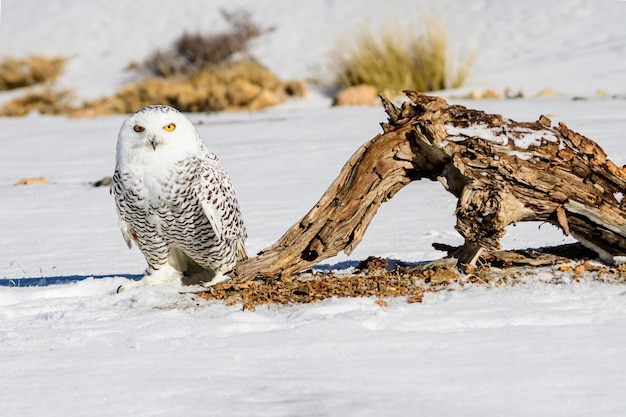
76,9,304,116
0,10,303,117
15,177,51,186
0,55,67,90
0,87,75,116
332,18,474,96
79,60,305,115
136,10,266,78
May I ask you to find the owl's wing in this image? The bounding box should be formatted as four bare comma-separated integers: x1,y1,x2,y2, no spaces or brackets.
118,217,135,249
111,170,136,249
197,152,247,260
197,161,235,242
198,189,223,241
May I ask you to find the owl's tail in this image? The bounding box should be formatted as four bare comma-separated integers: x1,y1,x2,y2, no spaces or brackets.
236,241,248,261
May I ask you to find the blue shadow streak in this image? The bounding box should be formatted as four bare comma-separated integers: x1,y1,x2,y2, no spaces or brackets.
313,258,429,271
0,274,143,287
1,258,432,287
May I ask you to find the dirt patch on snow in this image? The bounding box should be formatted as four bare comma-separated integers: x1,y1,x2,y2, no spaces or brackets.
193,246,626,310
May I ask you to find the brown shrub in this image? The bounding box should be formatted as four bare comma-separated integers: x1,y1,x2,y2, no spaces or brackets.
332,84,378,106
283,80,308,97
226,79,262,106
0,11,304,117
0,55,67,90
80,60,303,115
137,9,266,77
0,87,75,116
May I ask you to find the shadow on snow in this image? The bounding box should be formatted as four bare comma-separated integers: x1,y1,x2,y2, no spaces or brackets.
0,258,432,287
0,274,143,287
313,258,429,272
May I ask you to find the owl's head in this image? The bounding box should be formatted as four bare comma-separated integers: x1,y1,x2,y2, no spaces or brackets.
117,105,202,162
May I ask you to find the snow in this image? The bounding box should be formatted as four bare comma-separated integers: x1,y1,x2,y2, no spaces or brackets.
507,150,532,161
3,282,626,416
446,122,508,145
2,1,626,416
446,121,562,149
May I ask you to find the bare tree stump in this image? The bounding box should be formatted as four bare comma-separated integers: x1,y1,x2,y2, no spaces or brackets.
231,91,626,282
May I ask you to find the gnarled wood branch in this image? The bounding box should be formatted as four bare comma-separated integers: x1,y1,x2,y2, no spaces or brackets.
231,91,626,282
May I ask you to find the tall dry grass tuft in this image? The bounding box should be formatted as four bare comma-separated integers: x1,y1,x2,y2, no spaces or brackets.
0,55,67,90
332,18,474,95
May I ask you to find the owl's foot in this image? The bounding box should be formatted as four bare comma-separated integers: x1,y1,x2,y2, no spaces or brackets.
117,264,183,293
201,272,230,288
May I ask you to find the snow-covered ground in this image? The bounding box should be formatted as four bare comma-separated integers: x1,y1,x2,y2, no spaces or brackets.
2,1,626,416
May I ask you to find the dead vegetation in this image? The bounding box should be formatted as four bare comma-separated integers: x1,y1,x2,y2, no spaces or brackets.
0,88,75,117
0,55,74,117
98,10,305,115
15,177,51,186
197,270,426,311
331,17,474,96
0,10,305,117
195,251,626,310
0,55,66,91
77,60,305,116
135,10,266,78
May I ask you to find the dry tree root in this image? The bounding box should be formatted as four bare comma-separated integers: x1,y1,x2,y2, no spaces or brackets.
229,91,626,284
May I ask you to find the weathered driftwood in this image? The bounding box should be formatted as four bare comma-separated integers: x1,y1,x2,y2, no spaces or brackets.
432,242,598,268
231,91,626,282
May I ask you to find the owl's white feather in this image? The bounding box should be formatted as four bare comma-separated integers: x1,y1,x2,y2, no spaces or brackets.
112,105,247,291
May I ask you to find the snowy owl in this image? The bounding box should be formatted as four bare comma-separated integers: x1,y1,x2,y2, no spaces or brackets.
112,105,247,291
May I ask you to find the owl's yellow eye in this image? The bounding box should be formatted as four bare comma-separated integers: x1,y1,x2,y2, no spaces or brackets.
133,125,145,132
163,123,176,132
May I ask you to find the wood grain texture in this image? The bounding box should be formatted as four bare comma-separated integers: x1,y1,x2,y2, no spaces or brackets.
230,91,626,281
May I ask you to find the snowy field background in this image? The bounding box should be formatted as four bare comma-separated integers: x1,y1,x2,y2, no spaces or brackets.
2,1,626,416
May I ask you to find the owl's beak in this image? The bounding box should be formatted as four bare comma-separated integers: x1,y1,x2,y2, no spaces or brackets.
148,134,160,150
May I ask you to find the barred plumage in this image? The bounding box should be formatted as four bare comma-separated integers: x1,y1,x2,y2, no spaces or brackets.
112,105,246,291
